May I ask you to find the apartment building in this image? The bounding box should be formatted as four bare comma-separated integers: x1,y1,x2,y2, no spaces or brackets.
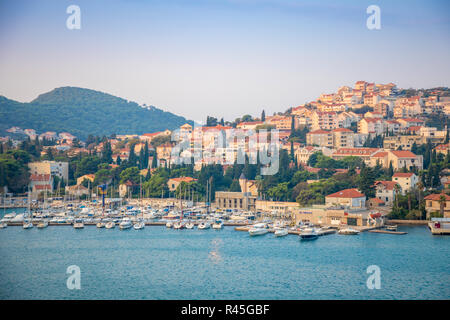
28,161,69,182
358,118,385,135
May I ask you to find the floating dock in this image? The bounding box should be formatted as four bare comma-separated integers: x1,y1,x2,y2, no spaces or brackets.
428,222,450,235
234,226,337,236
368,229,407,235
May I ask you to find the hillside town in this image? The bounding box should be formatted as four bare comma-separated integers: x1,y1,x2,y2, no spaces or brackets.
1,81,450,227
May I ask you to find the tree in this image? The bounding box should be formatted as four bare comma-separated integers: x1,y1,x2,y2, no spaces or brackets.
119,167,140,185
128,144,137,166
101,140,113,164
261,110,265,122
393,183,401,209
143,172,169,197
206,116,218,127
357,166,376,198
439,195,446,217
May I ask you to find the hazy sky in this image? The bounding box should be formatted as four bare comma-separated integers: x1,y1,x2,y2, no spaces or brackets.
0,0,449,122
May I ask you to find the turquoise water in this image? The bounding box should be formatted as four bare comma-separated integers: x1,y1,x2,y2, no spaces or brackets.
0,209,449,299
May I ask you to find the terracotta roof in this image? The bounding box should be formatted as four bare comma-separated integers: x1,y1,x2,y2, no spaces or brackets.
424,193,450,201
169,177,197,183
34,185,52,190
30,174,51,181
308,129,330,134
326,188,365,198
399,118,424,123
372,151,388,158
393,172,414,178
333,148,380,156
390,150,418,158
435,144,449,151
332,128,353,133
370,198,385,204
374,181,398,190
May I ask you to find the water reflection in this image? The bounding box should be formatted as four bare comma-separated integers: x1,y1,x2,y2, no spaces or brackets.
209,238,222,264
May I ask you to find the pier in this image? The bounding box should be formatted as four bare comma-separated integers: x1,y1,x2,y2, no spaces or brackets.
428,219,450,235
368,229,407,235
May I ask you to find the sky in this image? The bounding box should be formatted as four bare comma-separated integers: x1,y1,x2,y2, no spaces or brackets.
0,0,449,123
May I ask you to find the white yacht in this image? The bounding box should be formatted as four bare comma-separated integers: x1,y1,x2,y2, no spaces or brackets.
338,227,360,235
274,228,288,237
96,221,106,228
133,221,145,230
248,223,268,236
173,221,186,229
23,220,34,229
299,227,319,241
212,220,223,229
386,225,398,231
1,213,16,223
73,219,84,229
119,217,133,230
198,221,211,230
165,221,174,228
0,222,7,229
185,222,195,229
105,221,115,229
37,220,49,229
11,214,25,223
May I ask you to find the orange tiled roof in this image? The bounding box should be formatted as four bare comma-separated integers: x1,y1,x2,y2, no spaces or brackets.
374,181,398,190
326,188,365,198
393,172,414,178
424,193,450,201
390,150,418,158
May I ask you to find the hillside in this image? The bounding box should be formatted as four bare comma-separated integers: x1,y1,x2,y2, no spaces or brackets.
0,87,193,140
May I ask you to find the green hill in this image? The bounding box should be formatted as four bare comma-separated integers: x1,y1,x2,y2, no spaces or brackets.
0,87,193,140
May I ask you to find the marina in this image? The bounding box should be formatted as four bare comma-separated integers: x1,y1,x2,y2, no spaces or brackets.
0,217,448,300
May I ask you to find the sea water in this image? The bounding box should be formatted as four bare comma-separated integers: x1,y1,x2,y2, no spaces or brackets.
0,209,449,299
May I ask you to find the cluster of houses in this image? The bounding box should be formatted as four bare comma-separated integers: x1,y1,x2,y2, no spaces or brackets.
3,80,450,222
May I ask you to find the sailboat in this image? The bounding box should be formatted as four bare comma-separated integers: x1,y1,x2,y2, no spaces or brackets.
37,187,49,229
0,193,7,228
23,187,33,229
173,187,186,229
134,176,145,230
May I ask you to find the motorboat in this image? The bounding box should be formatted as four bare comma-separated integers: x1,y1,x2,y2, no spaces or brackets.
198,221,211,230
248,223,268,236
105,221,115,229
274,228,288,237
386,225,398,231
37,220,49,229
166,221,174,228
119,217,133,230
212,220,223,229
338,227,360,235
96,221,105,228
73,219,84,229
173,221,186,229
299,227,319,241
0,222,7,229
11,214,25,223
23,219,34,229
185,222,195,229
133,221,145,230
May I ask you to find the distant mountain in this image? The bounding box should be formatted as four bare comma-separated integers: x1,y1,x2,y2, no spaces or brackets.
0,87,193,140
